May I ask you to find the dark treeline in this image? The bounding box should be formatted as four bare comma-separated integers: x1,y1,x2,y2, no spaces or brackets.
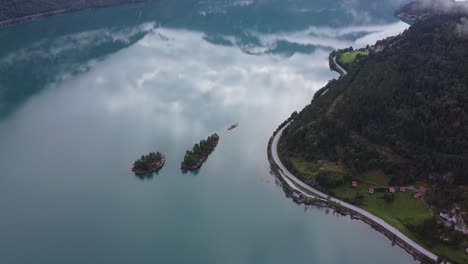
281,14,468,194
0,0,153,24
132,151,165,174
181,133,219,171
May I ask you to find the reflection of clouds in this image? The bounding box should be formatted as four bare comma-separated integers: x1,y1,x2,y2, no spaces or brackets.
98,27,331,116
0,26,335,152
354,22,409,46
341,0,372,24
0,5,424,263
2,20,409,145
256,21,409,49
0,22,157,65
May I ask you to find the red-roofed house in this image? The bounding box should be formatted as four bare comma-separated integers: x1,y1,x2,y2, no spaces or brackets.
368,188,374,194
400,187,406,192
352,181,358,187
419,186,428,193
414,192,422,199
389,187,396,193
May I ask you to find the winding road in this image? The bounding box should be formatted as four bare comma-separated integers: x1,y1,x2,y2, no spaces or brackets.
271,124,438,262
333,55,348,76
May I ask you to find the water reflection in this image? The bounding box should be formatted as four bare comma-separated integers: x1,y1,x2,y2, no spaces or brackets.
0,2,417,263
135,170,160,180
183,169,200,176
0,0,410,118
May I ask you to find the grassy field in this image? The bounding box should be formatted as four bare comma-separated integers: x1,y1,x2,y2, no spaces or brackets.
338,50,369,64
289,158,468,264
360,192,431,230
291,158,320,180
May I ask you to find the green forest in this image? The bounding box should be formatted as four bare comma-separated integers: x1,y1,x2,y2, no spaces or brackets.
283,14,468,187
279,14,468,263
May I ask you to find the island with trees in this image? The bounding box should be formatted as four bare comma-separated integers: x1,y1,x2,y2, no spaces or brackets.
181,134,219,172
132,152,166,175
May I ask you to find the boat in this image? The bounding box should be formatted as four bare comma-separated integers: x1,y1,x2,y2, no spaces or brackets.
227,123,239,130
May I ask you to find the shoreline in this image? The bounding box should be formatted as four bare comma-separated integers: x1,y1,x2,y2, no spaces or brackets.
181,156,207,172
0,1,149,28
0,9,70,27
267,125,437,264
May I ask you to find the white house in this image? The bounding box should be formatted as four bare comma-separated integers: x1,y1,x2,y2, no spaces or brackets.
439,212,457,225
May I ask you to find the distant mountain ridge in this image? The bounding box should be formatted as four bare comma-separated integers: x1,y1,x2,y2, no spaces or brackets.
0,0,153,26
395,0,468,23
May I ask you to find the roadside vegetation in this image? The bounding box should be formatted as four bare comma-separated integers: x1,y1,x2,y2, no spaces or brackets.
329,47,370,74
338,50,369,65
282,154,468,264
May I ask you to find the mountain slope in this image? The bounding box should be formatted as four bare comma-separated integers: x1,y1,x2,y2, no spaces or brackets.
282,14,468,190
396,0,468,23
279,14,468,263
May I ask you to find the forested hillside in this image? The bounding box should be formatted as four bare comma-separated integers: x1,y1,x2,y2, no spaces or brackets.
0,0,150,25
395,0,468,23
281,14,468,193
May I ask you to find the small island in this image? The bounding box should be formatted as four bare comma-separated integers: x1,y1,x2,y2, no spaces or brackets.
181,133,219,172
132,152,166,175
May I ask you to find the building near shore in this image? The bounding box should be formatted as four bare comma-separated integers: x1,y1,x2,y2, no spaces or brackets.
439,211,457,226
292,190,303,199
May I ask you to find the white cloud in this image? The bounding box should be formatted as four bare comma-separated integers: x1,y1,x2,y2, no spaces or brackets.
0,22,157,65
2,19,408,140
354,21,409,46
5,26,335,134
256,21,409,49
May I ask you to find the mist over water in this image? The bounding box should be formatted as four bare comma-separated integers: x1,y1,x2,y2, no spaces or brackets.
0,1,416,263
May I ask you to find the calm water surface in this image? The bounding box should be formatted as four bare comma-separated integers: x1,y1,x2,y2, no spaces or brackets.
0,1,417,263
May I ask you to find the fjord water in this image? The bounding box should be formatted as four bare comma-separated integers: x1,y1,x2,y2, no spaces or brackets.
0,0,416,263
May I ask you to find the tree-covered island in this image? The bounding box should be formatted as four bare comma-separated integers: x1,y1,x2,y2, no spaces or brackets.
132,152,166,175
181,133,219,172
